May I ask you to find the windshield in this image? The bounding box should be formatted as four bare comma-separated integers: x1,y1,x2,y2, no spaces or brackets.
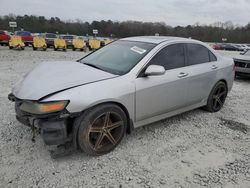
80,40,156,75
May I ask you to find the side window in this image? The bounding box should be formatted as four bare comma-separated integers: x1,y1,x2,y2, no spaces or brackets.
186,43,210,65
209,51,217,62
149,43,185,70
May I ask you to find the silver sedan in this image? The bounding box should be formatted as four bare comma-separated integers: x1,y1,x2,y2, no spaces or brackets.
9,36,235,156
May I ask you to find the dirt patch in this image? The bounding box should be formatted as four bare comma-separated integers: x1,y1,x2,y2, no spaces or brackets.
220,118,249,134
193,159,250,187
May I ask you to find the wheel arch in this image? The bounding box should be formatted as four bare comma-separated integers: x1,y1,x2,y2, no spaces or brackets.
86,101,134,134
218,79,228,90
72,101,134,150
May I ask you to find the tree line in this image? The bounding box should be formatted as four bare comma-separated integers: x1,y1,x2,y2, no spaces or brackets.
0,14,250,43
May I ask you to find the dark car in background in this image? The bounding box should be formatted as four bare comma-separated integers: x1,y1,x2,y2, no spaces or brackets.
223,44,243,51
0,30,10,46
234,50,250,77
15,31,33,46
42,33,57,48
61,35,76,48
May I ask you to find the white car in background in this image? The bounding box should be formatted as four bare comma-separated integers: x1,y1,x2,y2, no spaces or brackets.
240,44,250,51
234,50,250,77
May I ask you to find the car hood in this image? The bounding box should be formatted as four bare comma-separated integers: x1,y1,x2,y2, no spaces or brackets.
233,55,250,61
12,61,117,100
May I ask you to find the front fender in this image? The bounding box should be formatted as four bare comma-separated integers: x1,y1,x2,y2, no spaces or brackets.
41,76,136,122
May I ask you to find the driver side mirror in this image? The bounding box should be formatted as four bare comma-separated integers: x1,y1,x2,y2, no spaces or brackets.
144,65,165,76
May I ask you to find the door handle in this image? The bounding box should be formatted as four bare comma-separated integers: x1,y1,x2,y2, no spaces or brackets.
178,72,189,78
211,65,218,70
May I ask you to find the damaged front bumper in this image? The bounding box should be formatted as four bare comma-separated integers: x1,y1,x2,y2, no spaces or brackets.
8,93,73,146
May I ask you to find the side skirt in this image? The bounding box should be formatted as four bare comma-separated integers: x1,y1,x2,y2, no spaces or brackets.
133,101,206,128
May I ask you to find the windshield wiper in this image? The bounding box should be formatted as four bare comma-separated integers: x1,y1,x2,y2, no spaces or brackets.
83,62,104,71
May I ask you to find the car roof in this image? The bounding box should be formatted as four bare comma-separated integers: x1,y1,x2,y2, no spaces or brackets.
120,36,196,44
15,31,31,33
60,34,76,37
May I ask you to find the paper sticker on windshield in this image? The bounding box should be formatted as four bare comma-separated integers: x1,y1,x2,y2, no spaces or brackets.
130,46,147,54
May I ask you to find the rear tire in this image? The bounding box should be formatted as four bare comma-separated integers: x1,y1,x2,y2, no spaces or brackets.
204,81,228,112
54,47,57,51
76,104,127,156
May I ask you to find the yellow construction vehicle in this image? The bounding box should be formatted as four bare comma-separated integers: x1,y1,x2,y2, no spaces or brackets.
54,38,67,51
72,38,86,51
88,39,101,50
104,39,113,46
9,36,25,50
32,36,47,51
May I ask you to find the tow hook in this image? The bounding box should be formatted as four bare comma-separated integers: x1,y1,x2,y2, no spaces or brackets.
30,118,39,143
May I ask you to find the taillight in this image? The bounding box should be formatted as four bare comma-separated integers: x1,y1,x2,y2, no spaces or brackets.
233,63,236,72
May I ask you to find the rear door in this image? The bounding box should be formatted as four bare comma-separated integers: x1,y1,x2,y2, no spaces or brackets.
184,43,219,105
135,43,189,121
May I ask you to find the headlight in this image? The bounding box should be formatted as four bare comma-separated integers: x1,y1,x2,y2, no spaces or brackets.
20,101,69,114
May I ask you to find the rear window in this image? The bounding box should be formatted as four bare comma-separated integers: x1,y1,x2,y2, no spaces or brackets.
0,31,5,34
186,43,210,65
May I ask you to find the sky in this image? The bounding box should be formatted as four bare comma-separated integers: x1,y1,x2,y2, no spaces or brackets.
1,0,250,26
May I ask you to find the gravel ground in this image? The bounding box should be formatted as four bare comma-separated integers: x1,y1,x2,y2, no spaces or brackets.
0,47,250,188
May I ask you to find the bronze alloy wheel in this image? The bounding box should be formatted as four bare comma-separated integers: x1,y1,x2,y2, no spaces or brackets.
76,104,127,155
88,112,124,152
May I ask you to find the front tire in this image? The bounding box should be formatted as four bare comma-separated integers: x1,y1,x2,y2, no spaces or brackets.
204,81,228,112
76,104,127,156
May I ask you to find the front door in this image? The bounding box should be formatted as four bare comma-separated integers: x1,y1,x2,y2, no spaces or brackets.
135,43,189,122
